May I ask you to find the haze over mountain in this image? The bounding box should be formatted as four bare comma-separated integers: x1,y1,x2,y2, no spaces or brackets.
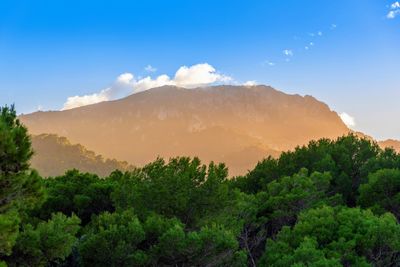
30,134,134,177
21,85,358,175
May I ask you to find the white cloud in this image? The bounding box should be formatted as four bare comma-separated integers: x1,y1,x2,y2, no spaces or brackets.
244,80,257,86
283,49,293,56
62,63,233,110
145,65,157,72
116,73,134,84
387,2,400,18
134,74,174,92
317,31,323,36
305,46,309,50
330,24,337,30
62,72,136,110
174,63,232,87
63,91,109,110
391,1,400,9
339,112,356,128
387,9,400,18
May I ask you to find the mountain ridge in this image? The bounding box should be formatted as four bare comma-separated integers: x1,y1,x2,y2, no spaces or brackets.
20,85,398,175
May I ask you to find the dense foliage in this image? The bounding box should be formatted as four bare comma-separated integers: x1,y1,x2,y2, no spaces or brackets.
1,105,400,266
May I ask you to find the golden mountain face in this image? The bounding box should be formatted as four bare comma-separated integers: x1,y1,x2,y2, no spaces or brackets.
22,85,351,176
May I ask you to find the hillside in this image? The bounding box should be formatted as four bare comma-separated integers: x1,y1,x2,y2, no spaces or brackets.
30,134,134,177
378,139,400,152
21,85,351,175
354,131,400,153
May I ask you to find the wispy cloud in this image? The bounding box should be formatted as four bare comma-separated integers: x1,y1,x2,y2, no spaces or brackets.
62,63,233,110
263,60,276,66
309,30,324,37
283,49,293,56
282,49,294,62
387,2,400,19
145,65,157,72
304,42,314,51
264,24,335,65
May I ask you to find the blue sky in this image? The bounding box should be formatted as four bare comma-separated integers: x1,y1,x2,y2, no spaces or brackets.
0,0,399,139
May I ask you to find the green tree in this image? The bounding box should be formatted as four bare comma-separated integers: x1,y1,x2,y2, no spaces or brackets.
235,134,380,206
78,210,148,267
0,105,43,260
37,170,115,225
260,169,337,234
238,169,338,265
360,147,400,177
6,213,80,267
259,205,400,266
0,105,33,175
358,168,400,219
112,157,231,227
231,156,280,194
79,209,245,267
150,223,246,266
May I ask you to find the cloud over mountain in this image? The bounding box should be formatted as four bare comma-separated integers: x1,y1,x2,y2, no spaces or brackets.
339,112,356,128
62,63,232,110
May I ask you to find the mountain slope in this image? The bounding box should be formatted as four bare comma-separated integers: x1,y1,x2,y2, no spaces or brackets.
21,85,350,175
30,134,134,177
378,139,400,152
354,131,400,153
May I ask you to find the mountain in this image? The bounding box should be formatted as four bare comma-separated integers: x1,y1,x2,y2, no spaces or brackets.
30,134,134,177
21,85,351,175
353,131,400,153
378,139,400,152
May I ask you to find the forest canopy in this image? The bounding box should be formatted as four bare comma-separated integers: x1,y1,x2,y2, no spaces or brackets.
1,105,400,266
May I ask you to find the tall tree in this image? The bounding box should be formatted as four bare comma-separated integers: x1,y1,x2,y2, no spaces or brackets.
0,105,42,260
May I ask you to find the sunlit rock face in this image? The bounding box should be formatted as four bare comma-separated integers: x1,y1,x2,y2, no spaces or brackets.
21,85,350,176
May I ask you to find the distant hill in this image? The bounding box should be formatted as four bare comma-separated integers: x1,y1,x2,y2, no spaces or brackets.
30,134,134,177
353,131,400,153
20,85,354,175
378,139,400,152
